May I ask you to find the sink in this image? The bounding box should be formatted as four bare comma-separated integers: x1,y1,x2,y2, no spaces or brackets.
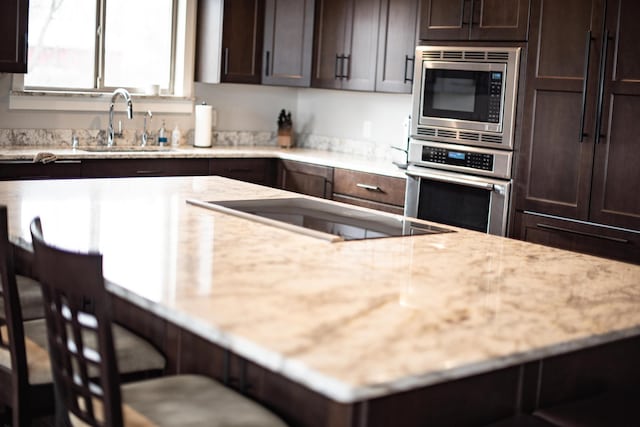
187,197,454,242
79,146,175,152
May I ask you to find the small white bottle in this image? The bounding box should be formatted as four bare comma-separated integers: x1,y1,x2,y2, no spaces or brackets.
171,124,181,147
158,120,168,146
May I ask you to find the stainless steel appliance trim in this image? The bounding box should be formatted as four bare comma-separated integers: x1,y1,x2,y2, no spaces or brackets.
408,139,513,180
411,45,520,150
404,166,511,236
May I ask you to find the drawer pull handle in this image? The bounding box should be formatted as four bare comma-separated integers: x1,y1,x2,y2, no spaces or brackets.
135,170,162,175
356,183,382,192
536,223,630,243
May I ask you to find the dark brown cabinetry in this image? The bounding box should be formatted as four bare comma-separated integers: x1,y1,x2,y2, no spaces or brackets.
209,158,276,186
312,0,381,91
0,160,82,180
0,0,28,73
277,160,333,199
419,0,530,41
262,0,315,87
375,0,419,93
220,0,265,84
81,159,210,178
514,0,640,264
333,168,406,214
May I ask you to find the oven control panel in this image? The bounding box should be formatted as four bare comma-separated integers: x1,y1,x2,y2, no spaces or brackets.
422,146,494,171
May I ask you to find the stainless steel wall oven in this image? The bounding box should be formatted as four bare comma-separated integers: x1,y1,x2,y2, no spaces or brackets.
405,46,521,236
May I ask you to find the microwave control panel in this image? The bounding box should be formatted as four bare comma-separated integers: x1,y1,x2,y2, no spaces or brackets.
488,72,503,123
422,146,494,171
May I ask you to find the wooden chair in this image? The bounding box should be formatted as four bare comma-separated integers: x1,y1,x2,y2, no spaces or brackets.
0,206,53,425
0,205,167,427
30,216,289,427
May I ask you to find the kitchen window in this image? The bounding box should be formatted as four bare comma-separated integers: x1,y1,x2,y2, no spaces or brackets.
10,0,196,113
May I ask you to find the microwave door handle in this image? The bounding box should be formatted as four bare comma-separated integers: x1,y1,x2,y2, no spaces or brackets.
406,170,495,191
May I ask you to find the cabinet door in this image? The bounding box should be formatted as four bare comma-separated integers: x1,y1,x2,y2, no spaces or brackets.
312,0,348,89
515,0,603,220
277,160,333,199
262,0,314,87
419,0,470,40
469,0,530,41
0,0,28,73
221,0,264,84
341,0,380,91
589,0,640,231
0,160,82,180
419,0,530,41
209,158,276,186
82,159,210,178
375,0,419,93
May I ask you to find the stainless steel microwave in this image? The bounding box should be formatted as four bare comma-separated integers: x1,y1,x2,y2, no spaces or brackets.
411,46,521,150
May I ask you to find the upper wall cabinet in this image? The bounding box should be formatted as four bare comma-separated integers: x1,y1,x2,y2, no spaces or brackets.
220,0,265,84
262,0,315,87
375,0,419,93
419,0,530,41
0,0,29,73
312,0,381,91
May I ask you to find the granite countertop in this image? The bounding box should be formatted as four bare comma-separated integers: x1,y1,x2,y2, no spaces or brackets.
0,145,407,179
2,176,639,404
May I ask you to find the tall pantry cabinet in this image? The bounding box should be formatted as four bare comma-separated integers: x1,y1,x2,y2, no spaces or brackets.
513,0,640,263
0,0,29,73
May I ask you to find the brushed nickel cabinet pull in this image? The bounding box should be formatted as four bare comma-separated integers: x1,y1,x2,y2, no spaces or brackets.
356,183,382,192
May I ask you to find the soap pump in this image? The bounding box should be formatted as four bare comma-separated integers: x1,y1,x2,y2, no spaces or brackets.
171,124,182,147
158,120,168,146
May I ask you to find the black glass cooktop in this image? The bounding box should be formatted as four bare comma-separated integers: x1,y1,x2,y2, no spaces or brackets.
188,197,453,242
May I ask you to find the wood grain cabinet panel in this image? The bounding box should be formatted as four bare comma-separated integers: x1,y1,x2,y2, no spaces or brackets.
81,159,210,178
333,168,405,214
277,159,333,199
514,0,640,252
0,0,28,73
209,158,276,186
419,0,530,41
312,0,380,91
220,0,265,84
262,0,315,87
0,160,83,180
375,0,419,93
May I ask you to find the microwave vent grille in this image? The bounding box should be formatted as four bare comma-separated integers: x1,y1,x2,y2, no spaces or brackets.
420,50,511,62
487,52,510,61
417,127,437,137
437,129,457,139
481,134,504,144
443,51,464,60
459,132,481,142
463,51,486,60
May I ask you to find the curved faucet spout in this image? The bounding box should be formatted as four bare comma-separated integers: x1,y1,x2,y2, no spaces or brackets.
108,88,134,146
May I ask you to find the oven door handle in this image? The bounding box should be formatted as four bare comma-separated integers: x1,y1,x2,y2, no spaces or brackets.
406,169,496,191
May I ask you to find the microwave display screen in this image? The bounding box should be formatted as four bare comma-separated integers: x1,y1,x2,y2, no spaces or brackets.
423,69,503,124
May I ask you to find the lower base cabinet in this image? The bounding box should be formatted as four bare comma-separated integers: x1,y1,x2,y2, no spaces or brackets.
209,158,276,186
81,159,210,178
512,211,640,265
332,168,405,215
277,159,334,199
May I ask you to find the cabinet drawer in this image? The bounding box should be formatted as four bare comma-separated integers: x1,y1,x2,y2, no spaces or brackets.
82,159,210,178
209,158,275,186
514,212,640,265
0,160,82,180
333,168,405,206
277,160,333,199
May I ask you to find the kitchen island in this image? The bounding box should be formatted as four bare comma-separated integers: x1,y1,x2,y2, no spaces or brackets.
1,176,640,426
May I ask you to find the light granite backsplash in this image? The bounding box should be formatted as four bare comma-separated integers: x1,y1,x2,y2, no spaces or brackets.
0,128,393,160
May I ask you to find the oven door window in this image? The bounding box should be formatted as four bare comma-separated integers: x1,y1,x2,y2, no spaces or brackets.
417,179,490,232
422,69,499,124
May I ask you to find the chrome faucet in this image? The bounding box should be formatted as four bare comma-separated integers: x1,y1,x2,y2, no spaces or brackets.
107,88,134,147
141,110,153,147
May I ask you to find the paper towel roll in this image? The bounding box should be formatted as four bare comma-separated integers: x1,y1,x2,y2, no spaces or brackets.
194,104,213,147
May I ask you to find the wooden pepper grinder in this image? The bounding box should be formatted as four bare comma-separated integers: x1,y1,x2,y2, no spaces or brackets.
277,109,293,149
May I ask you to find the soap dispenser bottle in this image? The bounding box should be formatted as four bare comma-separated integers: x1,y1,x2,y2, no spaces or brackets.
158,120,168,146
171,124,181,147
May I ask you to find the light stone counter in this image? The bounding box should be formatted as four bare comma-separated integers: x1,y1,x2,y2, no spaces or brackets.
1,176,639,404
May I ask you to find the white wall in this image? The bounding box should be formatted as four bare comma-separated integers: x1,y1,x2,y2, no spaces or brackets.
0,73,413,147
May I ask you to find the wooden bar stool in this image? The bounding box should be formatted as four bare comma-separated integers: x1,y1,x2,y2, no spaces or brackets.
30,216,289,427
0,206,167,426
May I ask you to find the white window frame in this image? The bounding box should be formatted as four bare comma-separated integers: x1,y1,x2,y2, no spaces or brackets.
9,0,197,114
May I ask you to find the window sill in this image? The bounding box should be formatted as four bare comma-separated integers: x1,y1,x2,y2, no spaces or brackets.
9,90,194,114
